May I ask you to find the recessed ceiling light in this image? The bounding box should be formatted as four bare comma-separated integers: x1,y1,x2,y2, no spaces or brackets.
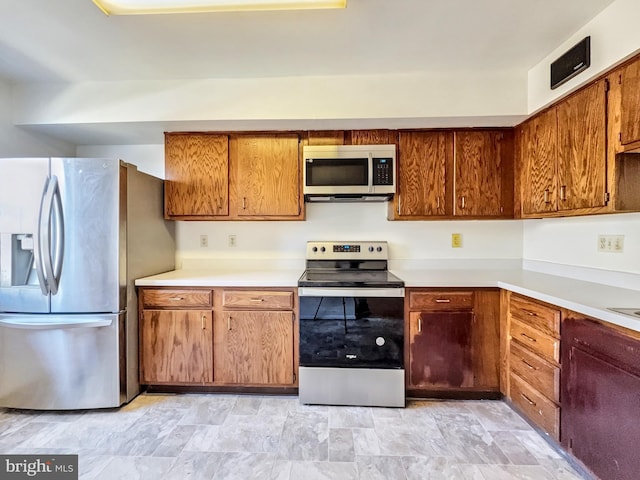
92,0,347,15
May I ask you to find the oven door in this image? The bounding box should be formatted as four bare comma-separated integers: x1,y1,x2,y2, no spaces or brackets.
299,290,404,369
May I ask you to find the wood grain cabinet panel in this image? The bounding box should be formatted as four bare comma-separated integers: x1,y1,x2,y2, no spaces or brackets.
348,129,396,145
454,130,514,217
557,80,608,211
620,58,640,146
519,109,558,215
222,290,294,310
509,294,560,336
510,372,560,440
142,289,213,308
140,309,213,385
164,133,229,218
394,131,451,217
234,134,300,217
214,310,295,385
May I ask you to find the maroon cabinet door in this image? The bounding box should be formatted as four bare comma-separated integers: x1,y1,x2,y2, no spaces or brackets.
562,319,640,480
410,311,473,388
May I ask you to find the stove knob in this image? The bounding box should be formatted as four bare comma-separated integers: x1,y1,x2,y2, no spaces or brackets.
320,246,326,252
368,246,374,252
312,246,318,252
376,246,383,252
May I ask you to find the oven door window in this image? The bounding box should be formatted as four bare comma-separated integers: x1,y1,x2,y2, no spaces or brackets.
305,158,368,186
299,296,404,369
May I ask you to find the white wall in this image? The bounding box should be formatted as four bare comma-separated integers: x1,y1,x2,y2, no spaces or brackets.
0,80,74,157
528,0,640,113
76,144,164,178
523,214,640,274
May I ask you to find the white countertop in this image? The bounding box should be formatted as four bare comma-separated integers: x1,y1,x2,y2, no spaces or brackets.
136,264,640,333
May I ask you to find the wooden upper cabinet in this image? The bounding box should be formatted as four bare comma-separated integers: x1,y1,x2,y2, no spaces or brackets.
348,129,396,145
557,80,608,211
520,108,558,215
454,130,514,217
620,58,640,146
233,134,301,217
306,130,345,146
164,133,229,218
394,131,451,218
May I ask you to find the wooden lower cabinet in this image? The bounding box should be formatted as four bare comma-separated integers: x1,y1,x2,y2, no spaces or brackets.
505,292,561,441
406,288,500,396
140,310,213,385
562,316,640,480
214,310,295,385
139,286,297,389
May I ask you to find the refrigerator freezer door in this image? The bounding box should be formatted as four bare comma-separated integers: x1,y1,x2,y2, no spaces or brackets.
50,158,122,314
0,158,50,313
0,313,124,409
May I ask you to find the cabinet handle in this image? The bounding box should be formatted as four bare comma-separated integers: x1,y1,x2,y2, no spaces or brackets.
250,298,265,302
543,189,550,204
436,197,440,210
397,194,401,215
520,333,537,343
521,359,537,370
418,317,422,333
201,315,206,330
242,197,247,210
520,393,536,406
435,299,451,303
227,314,232,330
460,196,466,210
168,296,184,301
560,185,567,201
523,309,538,317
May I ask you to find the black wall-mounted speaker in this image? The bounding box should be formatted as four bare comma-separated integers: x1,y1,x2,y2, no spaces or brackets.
550,36,591,90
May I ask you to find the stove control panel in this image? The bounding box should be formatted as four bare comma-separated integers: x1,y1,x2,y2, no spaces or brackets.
306,241,389,260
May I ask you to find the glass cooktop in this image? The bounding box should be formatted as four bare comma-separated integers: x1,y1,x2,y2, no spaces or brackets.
298,269,404,288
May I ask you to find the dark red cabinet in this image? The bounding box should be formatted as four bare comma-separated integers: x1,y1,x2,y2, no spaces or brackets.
562,318,640,480
409,310,474,388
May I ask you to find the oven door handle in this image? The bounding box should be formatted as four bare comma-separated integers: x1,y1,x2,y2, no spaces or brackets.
299,287,405,298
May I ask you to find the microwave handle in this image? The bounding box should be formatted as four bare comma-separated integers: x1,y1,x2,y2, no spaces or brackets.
368,154,374,193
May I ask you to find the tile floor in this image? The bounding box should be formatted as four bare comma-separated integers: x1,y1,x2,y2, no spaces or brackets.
0,394,587,479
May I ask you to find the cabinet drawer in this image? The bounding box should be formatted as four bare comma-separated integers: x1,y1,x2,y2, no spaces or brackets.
510,340,560,402
510,319,560,364
222,290,294,310
409,291,473,311
510,372,560,440
142,289,213,308
509,294,560,336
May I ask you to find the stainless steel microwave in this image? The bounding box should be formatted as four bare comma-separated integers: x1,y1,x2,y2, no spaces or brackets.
302,144,396,202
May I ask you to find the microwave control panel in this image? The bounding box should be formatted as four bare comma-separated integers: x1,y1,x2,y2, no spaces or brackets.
373,158,393,185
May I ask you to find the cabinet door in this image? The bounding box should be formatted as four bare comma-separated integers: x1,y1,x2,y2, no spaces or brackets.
557,80,608,210
140,310,213,384
214,311,294,385
408,311,473,388
165,134,229,217
562,319,640,480
396,131,451,217
454,130,513,217
520,109,558,215
620,59,640,145
235,134,300,216
349,129,395,145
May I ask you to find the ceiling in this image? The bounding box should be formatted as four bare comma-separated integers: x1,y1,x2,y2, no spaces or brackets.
0,0,617,145
0,0,615,84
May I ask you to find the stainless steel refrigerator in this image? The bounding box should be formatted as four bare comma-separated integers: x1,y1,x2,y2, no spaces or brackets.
0,158,175,410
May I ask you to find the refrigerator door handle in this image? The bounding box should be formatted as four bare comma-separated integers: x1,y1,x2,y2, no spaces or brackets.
39,176,61,295
35,177,51,295
0,317,112,330
51,178,65,293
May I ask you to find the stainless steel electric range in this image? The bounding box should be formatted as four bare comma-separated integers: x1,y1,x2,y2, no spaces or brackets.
298,241,405,408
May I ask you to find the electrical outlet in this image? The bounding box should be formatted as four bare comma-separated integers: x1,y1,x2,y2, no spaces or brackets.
199,235,208,248
598,234,624,253
451,233,462,248
228,235,237,247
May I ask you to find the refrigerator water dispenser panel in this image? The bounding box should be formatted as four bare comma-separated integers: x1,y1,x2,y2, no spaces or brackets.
0,233,37,287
